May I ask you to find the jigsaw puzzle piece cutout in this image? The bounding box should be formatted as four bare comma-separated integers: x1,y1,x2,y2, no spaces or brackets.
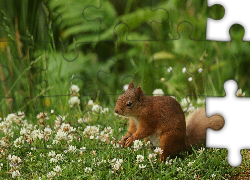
206,79,250,167
207,0,250,41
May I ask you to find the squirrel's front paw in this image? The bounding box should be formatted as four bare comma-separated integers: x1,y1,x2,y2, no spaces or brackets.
119,140,125,147
125,136,134,147
119,136,130,147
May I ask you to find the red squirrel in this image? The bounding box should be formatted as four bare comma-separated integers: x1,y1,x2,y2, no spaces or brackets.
114,82,224,161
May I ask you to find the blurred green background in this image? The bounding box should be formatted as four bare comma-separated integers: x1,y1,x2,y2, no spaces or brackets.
0,0,249,119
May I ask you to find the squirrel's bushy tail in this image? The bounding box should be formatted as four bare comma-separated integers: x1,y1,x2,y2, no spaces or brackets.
185,108,224,147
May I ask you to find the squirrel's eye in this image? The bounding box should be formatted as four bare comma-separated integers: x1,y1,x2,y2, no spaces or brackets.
127,102,132,107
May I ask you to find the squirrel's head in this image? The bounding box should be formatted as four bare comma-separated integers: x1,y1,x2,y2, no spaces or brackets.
114,82,144,117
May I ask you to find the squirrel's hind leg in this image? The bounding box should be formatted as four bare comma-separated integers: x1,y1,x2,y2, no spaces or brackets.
158,133,186,162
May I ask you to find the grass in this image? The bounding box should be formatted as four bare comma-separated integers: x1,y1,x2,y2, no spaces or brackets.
0,85,246,179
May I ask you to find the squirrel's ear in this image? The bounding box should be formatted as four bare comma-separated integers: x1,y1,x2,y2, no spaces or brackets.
135,86,143,95
128,82,134,89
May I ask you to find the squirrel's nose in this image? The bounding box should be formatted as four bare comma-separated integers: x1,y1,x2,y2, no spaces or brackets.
114,107,119,114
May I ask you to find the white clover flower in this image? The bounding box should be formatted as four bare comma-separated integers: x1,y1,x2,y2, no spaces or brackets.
55,154,64,161
188,161,194,167
167,67,172,72
152,89,164,96
177,167,182,171
211,174,216,178
78,118,84,123
70,84,80,94
51,109,54,113
44,127,52,135
186,104,195,113
236,89,245,97
180,97,190,107
134,140,143,150
14,136,24,148
49,158,58,163
123,84,129,91
6,113,18,122
53,165,62,173
88,100,94,106
101,108,109,114
198,68,203,73
1,139,8,147
182,67,186,73
67,145,77,154
148,153,155,161
139,164,146,169
68,96,80,108
30,129,43,141
12,170,21,178
188,77,192,82
8,155,22,165
84,167,92,173
165,159,172,165
36,112,49,120
113,162,121,170
99,132,109,142
154,147,163,154
54,130,67,141
83,125,100,137
48,151,56,158
136,155,144,163
92,104,102,113
112,159,123,170
197,147,205,153
47,171,56,178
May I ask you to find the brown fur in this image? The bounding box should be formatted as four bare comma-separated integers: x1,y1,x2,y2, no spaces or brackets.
114,82,224,161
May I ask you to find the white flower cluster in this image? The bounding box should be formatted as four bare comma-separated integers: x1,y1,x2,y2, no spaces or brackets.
54,115,65,130
152,89,164,96
83,125,100,139
36,112,49,120
133,140,143,151
165,158,173,166
99,126,113,143
53,123,76,145
84,167,92,173
236,88,245,97
7,154,22,166
109,158,123,171
187,160,195,167
88,100,109,114
65,145,77,154
136,155,146,169
48,150,64,164
11,170,21,178
180,97,195,113
0,112,25,138
154,147,163,155
136,155,144,163
69,84,80,108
